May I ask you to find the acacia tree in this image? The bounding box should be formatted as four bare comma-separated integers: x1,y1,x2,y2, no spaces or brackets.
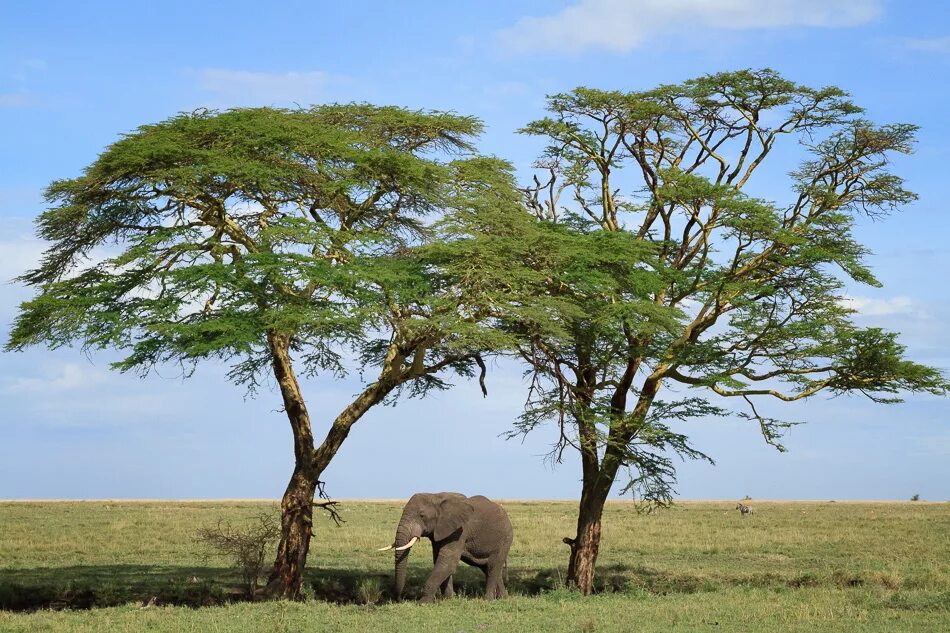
5,105,515,599
456,69,947,594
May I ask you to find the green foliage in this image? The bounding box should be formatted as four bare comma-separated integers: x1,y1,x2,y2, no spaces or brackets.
6,105,514,398
830,329,948,402
3,109,539,598
507,68,948,504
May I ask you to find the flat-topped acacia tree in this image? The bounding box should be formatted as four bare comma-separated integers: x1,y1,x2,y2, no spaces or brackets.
448,69,948,594
5,105,516,599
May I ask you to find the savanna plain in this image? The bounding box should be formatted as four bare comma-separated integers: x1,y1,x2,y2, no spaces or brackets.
0,500,947,632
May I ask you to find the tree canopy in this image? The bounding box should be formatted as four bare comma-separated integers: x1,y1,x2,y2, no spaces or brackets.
6,70,946,601
8,106,507,387
443,68,948,593
5,104,523,598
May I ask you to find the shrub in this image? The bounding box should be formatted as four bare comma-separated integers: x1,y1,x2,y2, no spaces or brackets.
196,513,280,600
357,577,384,605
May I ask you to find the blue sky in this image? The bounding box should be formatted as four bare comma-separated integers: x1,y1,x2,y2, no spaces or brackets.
1,0,948,501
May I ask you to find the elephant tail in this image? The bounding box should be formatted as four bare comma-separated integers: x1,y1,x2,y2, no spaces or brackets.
504,562,508,585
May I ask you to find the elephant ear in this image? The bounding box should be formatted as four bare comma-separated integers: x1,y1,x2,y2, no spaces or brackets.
434,497,475,542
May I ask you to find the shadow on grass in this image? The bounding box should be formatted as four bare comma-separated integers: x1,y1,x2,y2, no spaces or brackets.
0,563,604,610
0,563,917,611
0,565,233,611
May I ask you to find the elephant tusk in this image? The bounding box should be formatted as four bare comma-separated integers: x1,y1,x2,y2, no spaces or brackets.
394,536,418,551
376,545,394,551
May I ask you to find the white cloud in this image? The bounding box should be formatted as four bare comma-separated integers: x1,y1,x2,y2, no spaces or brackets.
904,36,950,53
20,58,48,72
192,68,350,107
498,0,882,55
30,392,185,426
0,236,43,282
484,81,531,98
0,92,35,108
4,362,108,393
0,358,196,428
4,59,49,104
840,295,928,319
910,432,950,458
11,58,48,83
0,231,42,328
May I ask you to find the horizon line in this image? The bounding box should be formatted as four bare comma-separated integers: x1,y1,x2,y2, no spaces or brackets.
1,497,945,504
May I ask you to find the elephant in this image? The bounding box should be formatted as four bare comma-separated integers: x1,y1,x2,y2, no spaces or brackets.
377,492,513,602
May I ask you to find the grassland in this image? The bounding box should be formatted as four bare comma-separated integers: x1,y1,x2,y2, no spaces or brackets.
0,500,947,631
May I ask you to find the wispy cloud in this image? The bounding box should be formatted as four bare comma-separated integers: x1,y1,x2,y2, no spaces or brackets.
840,295,929,319
30,392,187,426
483,81,531,98
0,235,43,283
0,92,35,108
20,58,48,72
10,58,48,83
4,363,108,393
911,432,950,458
3,58,49,106
498,0,882,55
904,36,950,53
0,360,196,429
191,68,352,107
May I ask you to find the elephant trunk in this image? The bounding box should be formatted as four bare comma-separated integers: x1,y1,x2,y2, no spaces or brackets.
393,519,420,600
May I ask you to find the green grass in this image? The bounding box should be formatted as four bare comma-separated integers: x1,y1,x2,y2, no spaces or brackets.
0,500,948,631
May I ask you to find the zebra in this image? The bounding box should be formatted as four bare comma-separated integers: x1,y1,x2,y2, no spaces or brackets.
736,502,754,517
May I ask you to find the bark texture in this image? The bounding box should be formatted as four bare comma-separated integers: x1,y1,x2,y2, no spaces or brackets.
263,332,320,600
265,467,318,599
563,371,656,595
566,478,611,594
263,333,407,599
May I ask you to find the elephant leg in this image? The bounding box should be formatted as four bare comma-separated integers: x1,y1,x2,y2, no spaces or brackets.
441,575,455,599
432,544,454,599
484,561,507,599
421,542,462,603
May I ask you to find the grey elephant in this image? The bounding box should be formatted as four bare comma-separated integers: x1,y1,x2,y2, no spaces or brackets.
377,492,513,602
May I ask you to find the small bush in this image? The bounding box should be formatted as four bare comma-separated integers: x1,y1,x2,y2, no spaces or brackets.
357,577,384,605
297,581,316,602
196,513,280,600
911,494,920,501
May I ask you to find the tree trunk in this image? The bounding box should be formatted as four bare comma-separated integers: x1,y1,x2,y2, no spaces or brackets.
565,373,660,594
566,477,611,595
565,389,612,596
265,465,319,599
262,332,406,600
563,348,660,596
263,331,320,600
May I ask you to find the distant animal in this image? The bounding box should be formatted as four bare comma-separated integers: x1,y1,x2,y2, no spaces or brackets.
736,502,754,517
377,492,513,602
